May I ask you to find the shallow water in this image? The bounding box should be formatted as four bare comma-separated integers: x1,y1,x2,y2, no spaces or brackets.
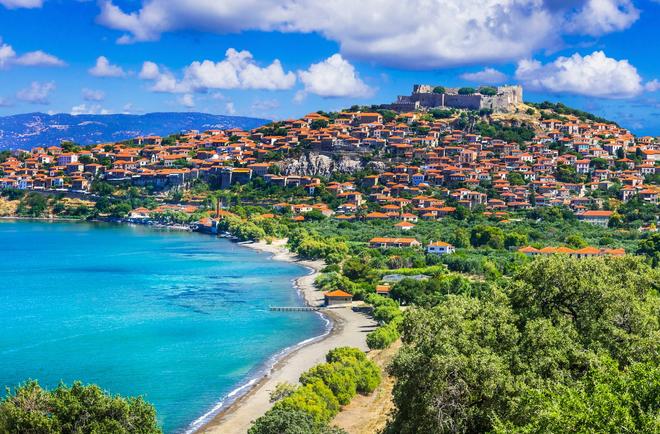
0,220,326,433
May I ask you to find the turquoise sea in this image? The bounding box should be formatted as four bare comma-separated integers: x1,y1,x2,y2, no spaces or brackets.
0,220,327,433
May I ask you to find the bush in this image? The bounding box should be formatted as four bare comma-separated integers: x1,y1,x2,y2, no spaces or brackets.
367,320,400,349
373,305,401,324
301,363,357,405
249,407,327,434
479,86,497,96
250,347,380,434
0,381,161,433
270,382,297,403
326,347,381,394
275,380,339,425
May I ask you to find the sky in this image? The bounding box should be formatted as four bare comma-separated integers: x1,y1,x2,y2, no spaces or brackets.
0,0,659,134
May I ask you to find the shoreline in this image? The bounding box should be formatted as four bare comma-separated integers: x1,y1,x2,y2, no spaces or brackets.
194,239,377,434
2,218,376,433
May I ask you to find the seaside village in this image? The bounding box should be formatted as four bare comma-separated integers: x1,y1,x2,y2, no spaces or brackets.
1,92,659,306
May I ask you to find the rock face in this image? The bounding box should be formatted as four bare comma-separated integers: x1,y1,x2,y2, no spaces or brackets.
280,153,364,176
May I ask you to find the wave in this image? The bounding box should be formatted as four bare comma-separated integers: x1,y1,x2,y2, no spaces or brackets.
183,308,332,434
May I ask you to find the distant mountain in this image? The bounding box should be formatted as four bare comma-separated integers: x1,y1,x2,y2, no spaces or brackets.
0,112,270,149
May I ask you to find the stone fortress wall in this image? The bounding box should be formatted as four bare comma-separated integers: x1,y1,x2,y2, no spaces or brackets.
384,84,523,113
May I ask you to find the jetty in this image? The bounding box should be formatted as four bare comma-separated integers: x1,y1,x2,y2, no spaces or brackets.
269,306,322,312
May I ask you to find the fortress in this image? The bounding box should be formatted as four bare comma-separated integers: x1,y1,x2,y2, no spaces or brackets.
383,84,524,114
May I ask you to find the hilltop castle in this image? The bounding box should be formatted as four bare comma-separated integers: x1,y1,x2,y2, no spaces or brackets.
383,84,523,114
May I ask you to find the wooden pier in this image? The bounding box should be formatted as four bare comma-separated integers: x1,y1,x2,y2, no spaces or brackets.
269,306,322,312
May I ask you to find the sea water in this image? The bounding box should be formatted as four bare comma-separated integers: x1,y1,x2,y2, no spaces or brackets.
0,220,326,433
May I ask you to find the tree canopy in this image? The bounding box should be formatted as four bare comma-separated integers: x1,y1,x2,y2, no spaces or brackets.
385,255,659,434
0,381,161,434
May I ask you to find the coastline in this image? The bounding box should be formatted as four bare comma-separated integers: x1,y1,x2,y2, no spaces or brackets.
2,217,376,433
194,239,377,434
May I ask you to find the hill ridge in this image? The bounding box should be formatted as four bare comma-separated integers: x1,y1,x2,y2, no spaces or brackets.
0,112,270,149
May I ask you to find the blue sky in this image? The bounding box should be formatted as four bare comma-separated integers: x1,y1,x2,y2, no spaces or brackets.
0,0,659,134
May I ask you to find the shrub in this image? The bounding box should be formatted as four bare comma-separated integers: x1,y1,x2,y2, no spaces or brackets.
479,86,497,96
367,320,400,350
270,382,297,403
275,380,339,425
300,363,357,405
248,407,322,434
0,381,161,434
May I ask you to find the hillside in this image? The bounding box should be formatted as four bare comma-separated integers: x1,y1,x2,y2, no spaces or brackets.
0,112,270,149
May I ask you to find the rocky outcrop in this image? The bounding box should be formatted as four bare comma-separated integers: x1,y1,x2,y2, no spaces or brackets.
279,153,364,176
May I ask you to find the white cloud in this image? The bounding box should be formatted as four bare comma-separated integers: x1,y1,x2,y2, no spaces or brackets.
0,96,13,107
0,0,42,9
0,41,15,68
298,54,373,98
515,51,643,98
565,0,639,36
0,38,64,68
16,81,55,104
139,61,160,79
460,68,508,84
89,56,126,77
645,79,660,92
82,88,105,101
178,93,195,108
96,0,640,69
14,50,66,67
225,102,236,115
71,104,110,115
141,48,296,93
122,102,136,114
293,90,306,103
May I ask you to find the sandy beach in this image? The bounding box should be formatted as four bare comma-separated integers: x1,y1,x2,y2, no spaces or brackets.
197,239,377,434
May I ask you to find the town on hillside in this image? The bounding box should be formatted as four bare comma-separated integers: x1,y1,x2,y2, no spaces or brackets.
1,91,657,228
1,89,659,434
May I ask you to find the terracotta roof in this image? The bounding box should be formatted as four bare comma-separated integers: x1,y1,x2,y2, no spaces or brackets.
324,290,353,298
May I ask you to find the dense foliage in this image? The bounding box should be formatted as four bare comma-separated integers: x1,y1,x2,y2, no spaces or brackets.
385,255,659,434
249,347,380,434
0,381,161,433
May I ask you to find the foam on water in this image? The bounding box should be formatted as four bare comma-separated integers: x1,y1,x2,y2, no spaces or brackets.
0,220,326,433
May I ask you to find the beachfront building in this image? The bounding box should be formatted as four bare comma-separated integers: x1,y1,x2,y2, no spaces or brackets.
426,241,455,255
324,290,353,306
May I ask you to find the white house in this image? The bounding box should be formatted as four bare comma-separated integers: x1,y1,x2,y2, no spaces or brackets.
57,153,78,166
426,241,455,255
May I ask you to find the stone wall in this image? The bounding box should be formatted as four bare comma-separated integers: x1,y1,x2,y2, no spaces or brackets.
388,84,523,113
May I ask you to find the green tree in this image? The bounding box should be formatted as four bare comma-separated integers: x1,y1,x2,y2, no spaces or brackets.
0,381,161,433
470,225,505,249
479,86,497,96
506,172,526,186
248,407,334,434
504,232,528,249
432,86,446,94
17,193,48,217
637,233,660,267
310,120,329,130
555,164,582,183
385,256,659,434
565,233,588,248
458,87,476,95
589,157,609,170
